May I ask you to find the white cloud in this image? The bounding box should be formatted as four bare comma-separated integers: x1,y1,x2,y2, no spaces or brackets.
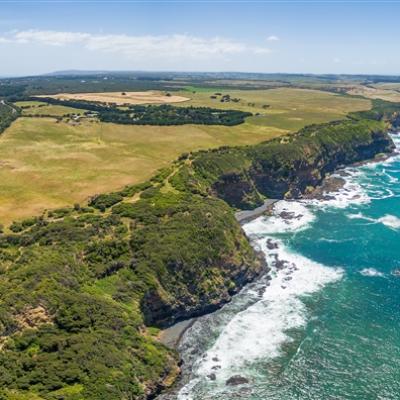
333,57,341,63
267,35,279,41
13,30,91,46
0,29,270,59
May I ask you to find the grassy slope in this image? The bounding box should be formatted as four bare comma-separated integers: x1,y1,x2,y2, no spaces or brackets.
0,100,398,400
0,88,370,225
14,102,86,117
177,87,370,130
347,85,400,102
0,118,284,225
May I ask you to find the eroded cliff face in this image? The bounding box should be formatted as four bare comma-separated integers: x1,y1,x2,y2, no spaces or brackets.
138,121,396,333
137,198,267,328
141,253,267,327
253,130,394,199
208,123,395,208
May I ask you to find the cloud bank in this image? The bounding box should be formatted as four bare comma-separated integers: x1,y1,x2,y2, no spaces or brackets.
0,29,271,59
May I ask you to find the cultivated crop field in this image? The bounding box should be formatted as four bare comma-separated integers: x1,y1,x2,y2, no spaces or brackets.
39,91,190,105
0,87,371,225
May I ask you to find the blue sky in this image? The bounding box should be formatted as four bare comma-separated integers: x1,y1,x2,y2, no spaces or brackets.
0,1,399,76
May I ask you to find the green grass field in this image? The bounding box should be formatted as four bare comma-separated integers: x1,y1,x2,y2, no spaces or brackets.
14,100,48,107
15,101,86,117
178,87,371,131
0,88,371,224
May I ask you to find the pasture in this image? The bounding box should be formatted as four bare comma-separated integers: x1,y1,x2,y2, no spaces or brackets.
0,117,285,224
0,87,371,224
177,87,371,130
348,85,400,102
39,91,190,105
15,101,86,117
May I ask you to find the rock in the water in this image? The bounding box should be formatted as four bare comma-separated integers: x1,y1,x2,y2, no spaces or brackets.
266,238,278,250
274,259,288,269
207,373,216,381
279,211,295,219
226,375,249,386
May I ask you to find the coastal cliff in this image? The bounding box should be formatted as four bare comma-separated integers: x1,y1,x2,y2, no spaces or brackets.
0,101,398,400
200,119,395,207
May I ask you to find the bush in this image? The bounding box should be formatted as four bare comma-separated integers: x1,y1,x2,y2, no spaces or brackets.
89,193,123,211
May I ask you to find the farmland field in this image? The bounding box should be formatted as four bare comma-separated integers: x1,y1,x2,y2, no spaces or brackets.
16,101,87,117
371,82,400,91
0,117,284,225
0,87,371,224
347,85,400,102
176,87,371,130
39,90,190,105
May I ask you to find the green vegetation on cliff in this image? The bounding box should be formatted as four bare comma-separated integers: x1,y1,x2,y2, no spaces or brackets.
0,100,399,399
0,102,19,134
350,99,400,127
0,178,262,399
171,117,393,209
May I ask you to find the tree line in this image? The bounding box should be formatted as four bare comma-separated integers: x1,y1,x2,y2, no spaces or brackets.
0,102,20,134
32,97,253,126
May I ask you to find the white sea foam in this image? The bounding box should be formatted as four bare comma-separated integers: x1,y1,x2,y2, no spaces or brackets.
303,169,371,210
318,237,352,243
243,201,315,236
178,134,400,399
304,133,400,210
378,214,400,229
383,169,399,184
347,212,372,221
347,212,400,230
183,238,343,386
359,268,385,277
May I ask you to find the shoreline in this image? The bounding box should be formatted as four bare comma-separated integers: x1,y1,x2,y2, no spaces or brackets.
155,142,399,398
234,198,278,224
156,153,396,350
158,318,197,349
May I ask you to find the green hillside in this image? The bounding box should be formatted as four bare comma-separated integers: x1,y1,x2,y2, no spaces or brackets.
0,100,398,399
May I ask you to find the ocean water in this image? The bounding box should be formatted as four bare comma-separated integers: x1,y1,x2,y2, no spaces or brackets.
176,134,400,400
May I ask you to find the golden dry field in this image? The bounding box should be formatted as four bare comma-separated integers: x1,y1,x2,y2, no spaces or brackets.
347,85,400,102
0,117,285,224
0,88,371,224
38,91,190,105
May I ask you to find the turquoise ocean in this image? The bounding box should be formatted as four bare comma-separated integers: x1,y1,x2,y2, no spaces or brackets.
175,134,400,400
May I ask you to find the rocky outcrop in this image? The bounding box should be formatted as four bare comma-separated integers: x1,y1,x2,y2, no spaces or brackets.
226,375,250,386
207,121,395,207
141,251,267,328
252,130,394,199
